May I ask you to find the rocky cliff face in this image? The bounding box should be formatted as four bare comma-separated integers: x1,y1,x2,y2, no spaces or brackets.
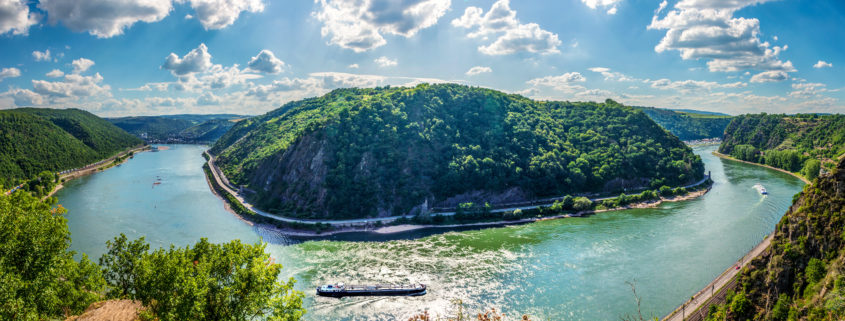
713,158,845,320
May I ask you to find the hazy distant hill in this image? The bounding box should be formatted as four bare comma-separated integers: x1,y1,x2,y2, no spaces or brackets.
108,114,245,143
211,84,704,219
0,108,143,183
635,106,733,140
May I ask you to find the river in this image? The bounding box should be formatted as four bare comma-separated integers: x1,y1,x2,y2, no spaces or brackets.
58,144,805,320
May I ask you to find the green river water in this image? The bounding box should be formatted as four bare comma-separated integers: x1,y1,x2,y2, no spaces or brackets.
58,144,805,320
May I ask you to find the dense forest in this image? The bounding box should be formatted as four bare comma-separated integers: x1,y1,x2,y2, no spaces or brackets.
706,157,845,321
635,107,732,140
0,108,142,186
108,114,244,143
212,84,704,219
719,114,845,180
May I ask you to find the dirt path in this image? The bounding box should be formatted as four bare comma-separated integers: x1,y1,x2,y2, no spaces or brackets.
65,300,143,321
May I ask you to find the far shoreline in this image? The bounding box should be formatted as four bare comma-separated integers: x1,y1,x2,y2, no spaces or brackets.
711,151,811,184
44,145,151,200
203,160,713,238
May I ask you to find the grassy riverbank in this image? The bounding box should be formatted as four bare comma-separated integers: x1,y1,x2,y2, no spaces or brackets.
712,151,810,184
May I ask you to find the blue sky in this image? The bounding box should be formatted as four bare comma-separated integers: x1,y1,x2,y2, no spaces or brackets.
0,0,842,116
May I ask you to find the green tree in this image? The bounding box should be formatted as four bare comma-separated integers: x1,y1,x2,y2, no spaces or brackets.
100,237,305,321
99,233,150,298
0,192,105,320
801,159,821,181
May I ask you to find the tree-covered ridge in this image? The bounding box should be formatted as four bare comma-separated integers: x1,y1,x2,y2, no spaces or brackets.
719,113,845,180
108,114,244,143
212,84,704,219
706,157,845,321
0,108,142,185
635,106,732,140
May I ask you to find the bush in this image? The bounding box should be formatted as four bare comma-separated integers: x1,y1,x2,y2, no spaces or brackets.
772,294,789,321
659,185,673,196
801,159,821,181
572,197,593,211
805,258,825,283
99,235,305,321
729,290,751,319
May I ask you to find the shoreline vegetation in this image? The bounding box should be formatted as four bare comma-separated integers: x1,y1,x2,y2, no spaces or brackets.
3,144,150,203
712,151,811,184
203,150,714,237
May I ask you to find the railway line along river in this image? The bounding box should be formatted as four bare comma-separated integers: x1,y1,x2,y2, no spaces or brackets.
58,144,804,320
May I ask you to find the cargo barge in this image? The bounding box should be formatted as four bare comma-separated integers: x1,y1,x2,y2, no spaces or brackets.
316,283,426,297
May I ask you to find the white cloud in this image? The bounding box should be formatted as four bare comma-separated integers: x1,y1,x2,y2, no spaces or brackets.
162,43,213,76
465,66,492,76
749,70,788,83
648,0,795,74
582,0,623,9
0,0,38,36
813,60,833,69
606,6,618,15
196,91,221,105
247,49,286,74
789,82,828,98
46,69,64,78
650,78,746,92
155,45,263,92
314,0,451,52
374,56,397,67
31,73,111,99
38,0,173,38
71,58,95,74
32,50,51,61
0,67,21,81
348,64,359,69
656,0,668,14
177,0,264,30
587,67,641,82
11,89,45,106
201,64,261,89
452,0,560,55
526,72,586,92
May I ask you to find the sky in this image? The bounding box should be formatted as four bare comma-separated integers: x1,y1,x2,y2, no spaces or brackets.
0,0,843,117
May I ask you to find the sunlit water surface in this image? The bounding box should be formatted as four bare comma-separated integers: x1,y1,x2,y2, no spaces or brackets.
59,144,804,320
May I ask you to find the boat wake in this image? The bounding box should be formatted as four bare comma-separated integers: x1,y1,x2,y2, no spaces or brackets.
752,183,768,196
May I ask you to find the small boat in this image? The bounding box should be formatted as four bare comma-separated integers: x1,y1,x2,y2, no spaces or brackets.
316,283,426,297
760,187,768,195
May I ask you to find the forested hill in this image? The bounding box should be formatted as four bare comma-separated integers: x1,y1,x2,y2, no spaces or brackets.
0,108,142,184
706,157,845,321
211,84,704,219
635,107,732,140
108,114,244,143
718,114,845,180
